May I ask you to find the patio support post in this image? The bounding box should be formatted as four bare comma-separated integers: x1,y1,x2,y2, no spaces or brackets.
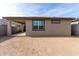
7,20,12,36
25,21,27,36
21,24,24,32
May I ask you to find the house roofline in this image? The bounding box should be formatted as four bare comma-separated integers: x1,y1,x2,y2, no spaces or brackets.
3,16,75,20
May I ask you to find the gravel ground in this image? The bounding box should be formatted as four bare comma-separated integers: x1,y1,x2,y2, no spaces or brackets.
0,36,79,56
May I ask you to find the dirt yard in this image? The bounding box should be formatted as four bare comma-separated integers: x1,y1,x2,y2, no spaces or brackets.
0,36,79,56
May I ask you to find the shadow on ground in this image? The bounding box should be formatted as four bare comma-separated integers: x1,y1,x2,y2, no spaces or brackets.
0,36,14,43
0,35,79,43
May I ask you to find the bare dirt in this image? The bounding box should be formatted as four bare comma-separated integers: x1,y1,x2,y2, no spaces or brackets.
0,36,79,56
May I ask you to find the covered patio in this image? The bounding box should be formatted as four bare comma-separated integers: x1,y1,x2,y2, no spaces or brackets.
3,17,27,36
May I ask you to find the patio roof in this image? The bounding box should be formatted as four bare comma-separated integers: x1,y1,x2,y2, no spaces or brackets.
3,17,75,24
3,16,75,20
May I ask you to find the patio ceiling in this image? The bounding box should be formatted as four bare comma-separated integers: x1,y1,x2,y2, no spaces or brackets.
11,19,26,24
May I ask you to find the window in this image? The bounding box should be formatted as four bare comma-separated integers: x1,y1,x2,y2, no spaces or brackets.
32,20,45,31
51,19,61,24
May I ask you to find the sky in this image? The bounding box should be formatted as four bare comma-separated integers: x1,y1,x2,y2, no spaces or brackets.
0,3,79,18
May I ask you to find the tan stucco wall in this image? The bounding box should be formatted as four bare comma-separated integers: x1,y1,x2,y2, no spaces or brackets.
26,19,72,36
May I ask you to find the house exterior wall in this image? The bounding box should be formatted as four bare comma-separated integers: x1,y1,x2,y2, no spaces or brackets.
26,19,72,36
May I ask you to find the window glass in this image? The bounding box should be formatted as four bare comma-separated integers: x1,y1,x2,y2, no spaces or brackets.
32,20,45,31
39,21,44,26
33,26,38,30
33,21,38,26
39,26,44,30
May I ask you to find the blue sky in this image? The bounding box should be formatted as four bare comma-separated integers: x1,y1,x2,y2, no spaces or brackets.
0,3,79,18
